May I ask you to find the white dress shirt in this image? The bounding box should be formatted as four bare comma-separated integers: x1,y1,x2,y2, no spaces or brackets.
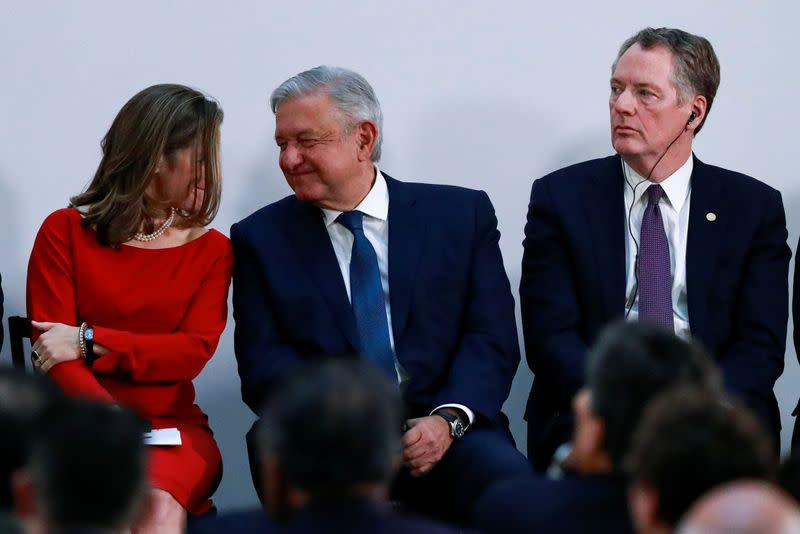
320,167,475,424
623,156,693,339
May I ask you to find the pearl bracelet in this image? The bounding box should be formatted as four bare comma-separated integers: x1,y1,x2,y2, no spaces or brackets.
78,322,88,360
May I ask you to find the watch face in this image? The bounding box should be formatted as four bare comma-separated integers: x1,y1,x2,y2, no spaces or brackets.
453,421,466,439
85,328,94,341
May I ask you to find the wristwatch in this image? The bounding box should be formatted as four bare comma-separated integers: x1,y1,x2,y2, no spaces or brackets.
434,410,468,439
83,326,96,365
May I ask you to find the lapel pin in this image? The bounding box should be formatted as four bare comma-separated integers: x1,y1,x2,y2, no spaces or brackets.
706,212,717,222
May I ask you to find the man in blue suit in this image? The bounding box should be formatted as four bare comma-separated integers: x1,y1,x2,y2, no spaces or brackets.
521,27,790,469
231,65,528,523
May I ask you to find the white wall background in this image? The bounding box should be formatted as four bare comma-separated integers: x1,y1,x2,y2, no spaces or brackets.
2,0,799,511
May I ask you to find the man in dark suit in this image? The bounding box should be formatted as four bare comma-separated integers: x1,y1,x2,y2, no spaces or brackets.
473,321,717,534
191,360,459,534
521,27,790,469
232,65,528,523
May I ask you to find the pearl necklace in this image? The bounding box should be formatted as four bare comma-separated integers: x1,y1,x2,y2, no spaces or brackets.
133,208,176,242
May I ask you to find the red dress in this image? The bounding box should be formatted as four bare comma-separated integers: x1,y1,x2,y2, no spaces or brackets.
26,208,233,515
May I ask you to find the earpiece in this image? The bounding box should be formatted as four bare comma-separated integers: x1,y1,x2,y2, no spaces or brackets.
688,111,697,124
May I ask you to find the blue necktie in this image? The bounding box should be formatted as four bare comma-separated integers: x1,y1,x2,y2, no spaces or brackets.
638,184,674,330
336,211,397,380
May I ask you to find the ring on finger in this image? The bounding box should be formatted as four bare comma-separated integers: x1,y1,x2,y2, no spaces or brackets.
31,350,41,365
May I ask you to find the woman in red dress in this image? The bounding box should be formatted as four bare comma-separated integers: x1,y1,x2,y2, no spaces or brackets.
26,84,231,533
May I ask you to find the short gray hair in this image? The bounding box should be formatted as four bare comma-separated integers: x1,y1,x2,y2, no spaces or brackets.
270,66,384,161
613,28,720,135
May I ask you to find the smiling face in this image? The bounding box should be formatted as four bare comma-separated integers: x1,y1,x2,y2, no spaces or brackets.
609,43,695,166
274,91,375,210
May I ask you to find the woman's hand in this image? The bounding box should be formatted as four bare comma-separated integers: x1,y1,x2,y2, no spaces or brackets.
31,321,81,373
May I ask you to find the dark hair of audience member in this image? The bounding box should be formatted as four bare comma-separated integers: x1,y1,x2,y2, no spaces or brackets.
257,359,403,497
626,386,775,527
586,320,718,469
0,368,60,510
28,399,147,530
778,453,800,505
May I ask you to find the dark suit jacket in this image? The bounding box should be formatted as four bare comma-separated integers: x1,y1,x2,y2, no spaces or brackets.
189,498,460,534
189,508,272,534
473,472,633,534
231,174,520,422
521,154,789,447
1,272,4,350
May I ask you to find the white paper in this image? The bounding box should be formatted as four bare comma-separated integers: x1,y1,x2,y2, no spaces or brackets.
143,427,182,446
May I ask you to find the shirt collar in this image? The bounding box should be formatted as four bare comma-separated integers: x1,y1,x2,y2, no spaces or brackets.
623,155,693,212
321,165,389,227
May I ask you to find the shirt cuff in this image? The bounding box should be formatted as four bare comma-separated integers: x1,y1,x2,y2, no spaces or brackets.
431,404,475,425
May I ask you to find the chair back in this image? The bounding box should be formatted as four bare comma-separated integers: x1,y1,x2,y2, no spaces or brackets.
8,316,32,370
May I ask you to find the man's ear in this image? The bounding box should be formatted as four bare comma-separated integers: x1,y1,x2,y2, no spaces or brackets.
261,453,292,522
628,482,660,532
354,121,378,162
573,389,606,454
686,94,708,134
586,415,606,454
11,468,36,519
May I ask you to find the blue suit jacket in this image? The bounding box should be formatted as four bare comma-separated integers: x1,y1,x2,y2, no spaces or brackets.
521,155,789,443
473,472,633,534
231,174,520,422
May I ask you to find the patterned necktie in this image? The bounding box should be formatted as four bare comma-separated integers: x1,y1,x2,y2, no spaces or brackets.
336,211,397,380
637,184,674,330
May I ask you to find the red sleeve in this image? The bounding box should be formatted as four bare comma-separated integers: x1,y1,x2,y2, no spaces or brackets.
90,241,233,382
26,210,114,402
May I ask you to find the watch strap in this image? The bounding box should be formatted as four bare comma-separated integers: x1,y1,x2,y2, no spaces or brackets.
434,410,458,424
433,410,468,438
84,326,97,366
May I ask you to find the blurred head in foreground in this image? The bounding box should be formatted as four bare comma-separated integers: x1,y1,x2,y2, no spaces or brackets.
257,359,403,520
627,387,775,534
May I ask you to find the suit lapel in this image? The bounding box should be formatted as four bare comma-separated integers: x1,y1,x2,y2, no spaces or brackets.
286,200,360,351
385,175,423,342
582,155,627,319
685,156,723,339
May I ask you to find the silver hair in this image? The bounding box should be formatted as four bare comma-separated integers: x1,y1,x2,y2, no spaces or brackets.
270,66,384,161
612,28,720,135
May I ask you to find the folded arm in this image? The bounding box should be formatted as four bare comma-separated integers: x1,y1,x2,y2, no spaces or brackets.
90,250,232,382
27,212,113,401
